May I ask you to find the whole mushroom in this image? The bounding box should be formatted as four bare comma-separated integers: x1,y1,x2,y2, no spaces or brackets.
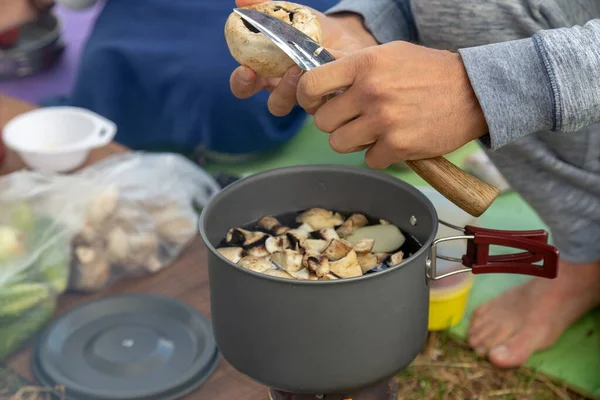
224,1,323,77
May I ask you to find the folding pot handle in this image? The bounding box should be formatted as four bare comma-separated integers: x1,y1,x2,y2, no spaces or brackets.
427,224,559,281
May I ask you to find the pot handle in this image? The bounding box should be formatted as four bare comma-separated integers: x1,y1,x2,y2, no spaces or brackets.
427,224,559,281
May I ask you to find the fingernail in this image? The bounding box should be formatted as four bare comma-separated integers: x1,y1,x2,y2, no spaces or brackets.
490,345,510,360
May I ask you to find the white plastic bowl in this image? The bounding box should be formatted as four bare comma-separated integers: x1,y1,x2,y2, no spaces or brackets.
2,106,117,173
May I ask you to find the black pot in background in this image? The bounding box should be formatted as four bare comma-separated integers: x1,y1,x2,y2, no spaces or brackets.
199,165,558,395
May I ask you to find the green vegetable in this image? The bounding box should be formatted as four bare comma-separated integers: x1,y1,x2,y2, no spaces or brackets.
9,202,35,233
0,299,55,360
0,282,51,319
0,225,25,262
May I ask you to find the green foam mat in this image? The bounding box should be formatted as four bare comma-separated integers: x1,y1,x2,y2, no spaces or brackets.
448,196,600,400
207,118,600,399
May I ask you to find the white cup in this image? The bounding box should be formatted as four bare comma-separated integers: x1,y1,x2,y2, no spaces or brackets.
2,106,117,173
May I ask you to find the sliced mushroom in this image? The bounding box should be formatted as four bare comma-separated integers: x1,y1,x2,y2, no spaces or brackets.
346,224,406,253
271,249,304,272
353,238,375,254
289,268,310,280
319,228,339,241
374,253,391,264
287,223,314,239
285,231,306,251
257,216,290,235
226,228,268,247
296,208,344,230
336,213,368,237
329,249,363,278
303,239,329,253
321,239,354,261
245,244,270,258
303,251,330,278
357,252,380,273
308,271,319,281
263,269,295,279
320,273,339,280
389,250,405,266
238,256,275,273
265,235,290,253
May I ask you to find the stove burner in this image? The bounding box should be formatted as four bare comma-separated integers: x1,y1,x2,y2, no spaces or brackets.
268,378,398,400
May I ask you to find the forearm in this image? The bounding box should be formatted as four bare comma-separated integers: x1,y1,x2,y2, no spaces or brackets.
325,0,417,44
459,19,600,150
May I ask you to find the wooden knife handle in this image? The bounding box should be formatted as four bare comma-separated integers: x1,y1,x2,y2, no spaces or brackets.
405,157,500,217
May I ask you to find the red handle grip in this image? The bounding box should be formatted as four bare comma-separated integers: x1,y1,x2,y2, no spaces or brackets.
461,225,559,279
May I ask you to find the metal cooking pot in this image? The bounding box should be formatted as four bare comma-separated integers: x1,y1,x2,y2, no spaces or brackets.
199,165,559,395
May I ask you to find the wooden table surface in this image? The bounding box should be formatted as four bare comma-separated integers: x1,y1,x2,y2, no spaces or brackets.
0,95,266,400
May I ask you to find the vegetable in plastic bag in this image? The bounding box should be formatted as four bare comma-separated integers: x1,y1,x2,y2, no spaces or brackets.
0,202,70,361
0,152,220,294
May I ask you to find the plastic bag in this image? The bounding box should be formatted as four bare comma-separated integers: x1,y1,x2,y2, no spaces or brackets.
0,152,220,294
0,200,70,361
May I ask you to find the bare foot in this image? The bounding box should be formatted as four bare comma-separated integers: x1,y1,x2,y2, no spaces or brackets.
467,259,600,368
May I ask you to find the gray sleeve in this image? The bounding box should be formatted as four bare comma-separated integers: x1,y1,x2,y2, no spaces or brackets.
459,19,600,150
325,0,418,43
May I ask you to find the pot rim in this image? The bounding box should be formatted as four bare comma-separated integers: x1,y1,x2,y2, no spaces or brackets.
199,164,439,285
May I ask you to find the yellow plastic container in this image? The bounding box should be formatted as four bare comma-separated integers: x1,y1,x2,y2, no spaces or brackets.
428,272,474,331
417,186,478,331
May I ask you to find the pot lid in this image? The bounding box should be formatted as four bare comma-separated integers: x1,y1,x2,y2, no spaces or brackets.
33,294,219,400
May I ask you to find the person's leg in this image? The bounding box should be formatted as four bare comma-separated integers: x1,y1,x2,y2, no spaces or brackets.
411,0,600,367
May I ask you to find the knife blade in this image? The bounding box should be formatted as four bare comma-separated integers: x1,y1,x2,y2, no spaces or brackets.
232,7,336,71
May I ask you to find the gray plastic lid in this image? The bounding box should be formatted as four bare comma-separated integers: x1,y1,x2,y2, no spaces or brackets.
33,294,220,400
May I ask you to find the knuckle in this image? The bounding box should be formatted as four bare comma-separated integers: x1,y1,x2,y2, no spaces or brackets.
297,72,320,103
312,112,329,133
328,134,345,153
376,106,396,127
361,77,385,100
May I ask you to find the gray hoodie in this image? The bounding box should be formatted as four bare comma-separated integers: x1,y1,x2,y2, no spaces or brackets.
326,0,600,152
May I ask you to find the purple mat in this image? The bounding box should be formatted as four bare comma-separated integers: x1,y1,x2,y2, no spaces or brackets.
0,3,103,104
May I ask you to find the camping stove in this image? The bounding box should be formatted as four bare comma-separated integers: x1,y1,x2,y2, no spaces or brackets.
268,378,398,400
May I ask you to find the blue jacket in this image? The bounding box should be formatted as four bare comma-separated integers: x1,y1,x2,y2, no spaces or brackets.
68,0,337,154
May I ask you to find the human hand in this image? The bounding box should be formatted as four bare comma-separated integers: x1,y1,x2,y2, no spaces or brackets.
296,41,489,168
230,0,377,117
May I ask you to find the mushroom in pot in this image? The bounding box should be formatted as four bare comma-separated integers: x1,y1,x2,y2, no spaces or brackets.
218,208,418,281
271,249,304,272
257,216,290,235
217,247,244,263
224,2,323,77
264,269,295,279
238,256,275,273
296,208,344,231
265,235,290,253
336,213,368,238
319,228,339,241
321,239,353,261
329,249,362,279
226,228,268,247
303,251,330,278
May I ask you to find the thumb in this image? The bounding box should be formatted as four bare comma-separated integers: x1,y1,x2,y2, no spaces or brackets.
235,0,266,7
